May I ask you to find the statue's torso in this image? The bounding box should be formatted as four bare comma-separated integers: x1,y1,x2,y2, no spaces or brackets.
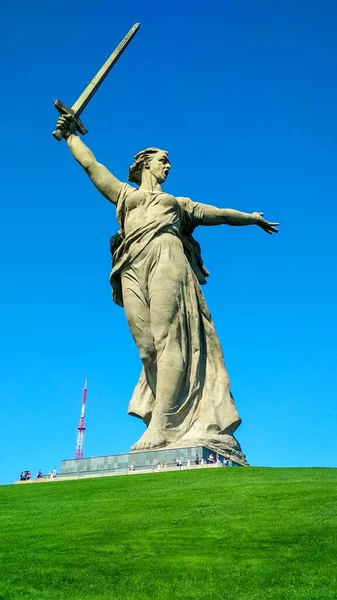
123,189,181,238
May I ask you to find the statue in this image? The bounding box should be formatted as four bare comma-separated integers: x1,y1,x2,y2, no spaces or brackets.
54,26,279,463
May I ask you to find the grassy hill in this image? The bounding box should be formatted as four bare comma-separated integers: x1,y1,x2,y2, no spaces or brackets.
0,467,336,600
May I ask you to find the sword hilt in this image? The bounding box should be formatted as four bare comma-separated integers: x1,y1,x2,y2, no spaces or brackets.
52,100,88,141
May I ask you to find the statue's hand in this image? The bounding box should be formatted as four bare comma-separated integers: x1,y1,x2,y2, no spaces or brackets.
56,113,77,139
252,212,279,235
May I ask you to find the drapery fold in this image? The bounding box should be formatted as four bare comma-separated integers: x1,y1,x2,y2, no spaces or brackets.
109,184,241,446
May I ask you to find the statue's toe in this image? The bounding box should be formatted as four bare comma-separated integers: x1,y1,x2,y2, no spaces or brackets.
131,429,167,451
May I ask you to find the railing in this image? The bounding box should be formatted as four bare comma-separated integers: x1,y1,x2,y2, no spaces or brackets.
15,460,239,484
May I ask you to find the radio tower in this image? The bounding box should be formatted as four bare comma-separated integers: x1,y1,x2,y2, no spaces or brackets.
75,380,88,459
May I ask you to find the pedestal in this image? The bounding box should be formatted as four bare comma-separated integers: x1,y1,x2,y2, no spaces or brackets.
60,444,247,477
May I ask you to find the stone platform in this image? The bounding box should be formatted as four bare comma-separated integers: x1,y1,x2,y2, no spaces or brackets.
60,445,244,477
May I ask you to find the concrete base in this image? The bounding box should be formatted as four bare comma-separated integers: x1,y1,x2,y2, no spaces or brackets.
60,445,245,476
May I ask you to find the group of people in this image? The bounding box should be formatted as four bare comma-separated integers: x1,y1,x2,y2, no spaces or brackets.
129,460,168,472
19,467,57,481
20,470,32,481
127,455,236,472
194,453,235,467
175,454,236,468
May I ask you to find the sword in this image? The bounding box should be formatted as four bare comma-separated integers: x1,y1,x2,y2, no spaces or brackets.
52,22,140,141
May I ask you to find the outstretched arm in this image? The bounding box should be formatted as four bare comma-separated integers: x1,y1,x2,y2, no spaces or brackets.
56,114,123,205
196,202,279,235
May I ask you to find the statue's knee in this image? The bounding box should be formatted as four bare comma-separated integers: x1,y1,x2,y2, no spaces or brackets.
153,325,170,355
139,344,156,367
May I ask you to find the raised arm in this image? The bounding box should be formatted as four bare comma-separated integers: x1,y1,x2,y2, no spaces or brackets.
195,202,279,235
56,114,123,205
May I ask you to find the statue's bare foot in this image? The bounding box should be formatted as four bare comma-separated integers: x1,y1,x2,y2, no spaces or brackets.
131,428,167,451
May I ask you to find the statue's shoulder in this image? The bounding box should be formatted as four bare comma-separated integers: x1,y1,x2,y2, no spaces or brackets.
176,196,194,212
118,182,137,201
116,183,137,210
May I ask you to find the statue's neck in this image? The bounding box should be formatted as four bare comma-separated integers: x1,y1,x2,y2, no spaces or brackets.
139,170,162,192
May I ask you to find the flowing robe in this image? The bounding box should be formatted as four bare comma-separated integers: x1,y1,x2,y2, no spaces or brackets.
110,183,241,447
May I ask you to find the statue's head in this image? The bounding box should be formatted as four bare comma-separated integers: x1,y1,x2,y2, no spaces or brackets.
128,147,171,185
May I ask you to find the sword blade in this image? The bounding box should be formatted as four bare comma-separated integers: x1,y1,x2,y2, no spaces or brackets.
71,22,140,116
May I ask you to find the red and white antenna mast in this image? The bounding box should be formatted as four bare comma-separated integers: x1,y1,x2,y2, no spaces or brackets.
75,379,88,459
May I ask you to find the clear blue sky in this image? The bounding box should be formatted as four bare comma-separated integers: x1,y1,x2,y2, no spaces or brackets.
0,0,336,484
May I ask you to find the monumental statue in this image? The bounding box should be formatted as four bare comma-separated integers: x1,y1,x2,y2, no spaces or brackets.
54,25,278,464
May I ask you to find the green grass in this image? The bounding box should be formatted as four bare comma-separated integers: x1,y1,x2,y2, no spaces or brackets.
0,468,336,600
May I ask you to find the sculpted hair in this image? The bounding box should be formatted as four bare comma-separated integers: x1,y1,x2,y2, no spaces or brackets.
128,147,168,185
